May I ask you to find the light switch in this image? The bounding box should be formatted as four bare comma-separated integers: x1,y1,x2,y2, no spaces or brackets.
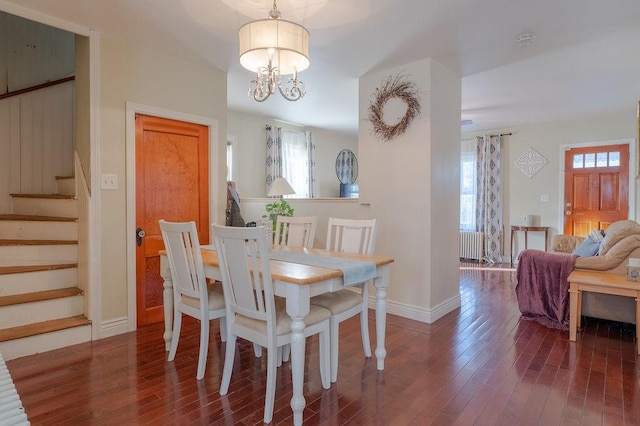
101,174,118,190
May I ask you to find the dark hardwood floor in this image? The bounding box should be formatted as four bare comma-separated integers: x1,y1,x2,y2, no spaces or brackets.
6,263,640,425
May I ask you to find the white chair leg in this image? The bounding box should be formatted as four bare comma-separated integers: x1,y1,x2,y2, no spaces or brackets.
360,308,372,358
319,327,331,389
219,317,227,342
282,344,290,362
167,312,182,362
277,346,283,367
253,343,263,358
263,345,278,423
196,318,210,380
330,318,340,383
220,334,237,395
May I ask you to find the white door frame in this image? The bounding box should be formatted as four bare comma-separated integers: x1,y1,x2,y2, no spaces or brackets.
124,102,219,331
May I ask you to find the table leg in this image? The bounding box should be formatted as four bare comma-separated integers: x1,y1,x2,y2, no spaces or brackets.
510,229,515,264
374,266,390,370
636,294,640,355
576,289,582,330
159,254,174,351
283,284,310,426
569,283,580,342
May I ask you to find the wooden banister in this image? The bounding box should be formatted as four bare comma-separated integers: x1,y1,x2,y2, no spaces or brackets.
0,76,75,101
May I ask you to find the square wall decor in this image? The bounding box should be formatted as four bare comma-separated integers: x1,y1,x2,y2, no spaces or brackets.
516,147,548,178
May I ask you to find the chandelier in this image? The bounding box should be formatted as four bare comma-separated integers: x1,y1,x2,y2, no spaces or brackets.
238,1,309,102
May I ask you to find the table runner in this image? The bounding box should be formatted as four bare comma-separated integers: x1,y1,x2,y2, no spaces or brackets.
268,250,377,286
201,245,377,286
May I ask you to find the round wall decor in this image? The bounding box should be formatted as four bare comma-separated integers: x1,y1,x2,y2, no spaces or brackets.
335,149,358,184
368,74,421,141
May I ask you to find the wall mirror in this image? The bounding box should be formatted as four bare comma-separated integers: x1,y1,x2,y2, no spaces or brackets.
336,149,358,184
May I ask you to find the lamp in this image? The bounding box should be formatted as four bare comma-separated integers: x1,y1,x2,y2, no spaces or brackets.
238,0,309,102
267,177,295,197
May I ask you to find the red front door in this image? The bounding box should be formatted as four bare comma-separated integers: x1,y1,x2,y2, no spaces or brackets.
563,143,629,236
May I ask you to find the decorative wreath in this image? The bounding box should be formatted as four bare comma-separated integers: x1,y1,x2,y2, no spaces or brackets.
368,74,421,141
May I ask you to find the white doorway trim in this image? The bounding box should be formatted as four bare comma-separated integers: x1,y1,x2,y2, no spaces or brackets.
557,138,636,233
124,102,219,331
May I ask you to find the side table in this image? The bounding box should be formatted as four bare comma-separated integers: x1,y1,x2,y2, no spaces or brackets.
510,225,549,264
567,270,640,355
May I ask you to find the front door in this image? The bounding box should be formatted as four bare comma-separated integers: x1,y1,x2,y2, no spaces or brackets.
135,114,210,327
563,143,629,236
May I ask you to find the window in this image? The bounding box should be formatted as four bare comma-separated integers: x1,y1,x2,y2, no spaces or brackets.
572,150,620,169
281,130,310,198
460,139,477,232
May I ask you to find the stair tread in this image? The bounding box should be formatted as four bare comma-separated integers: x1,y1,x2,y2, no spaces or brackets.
0,263,77,275
0,239,78,246
0,214,77,222
0,315,90,343
10,193,75,199
0,287,83,307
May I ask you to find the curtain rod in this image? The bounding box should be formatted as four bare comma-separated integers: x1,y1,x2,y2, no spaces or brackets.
491,132,512,137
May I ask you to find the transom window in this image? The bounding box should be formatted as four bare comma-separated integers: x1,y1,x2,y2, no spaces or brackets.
572,151,620,169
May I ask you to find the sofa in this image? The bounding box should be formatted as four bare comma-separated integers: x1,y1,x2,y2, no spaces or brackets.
550,220,640,324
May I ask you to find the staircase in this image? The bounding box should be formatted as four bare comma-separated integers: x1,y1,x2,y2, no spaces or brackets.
0,176,91,361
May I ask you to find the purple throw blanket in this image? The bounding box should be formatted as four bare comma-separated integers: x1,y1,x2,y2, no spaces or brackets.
515,249,577,330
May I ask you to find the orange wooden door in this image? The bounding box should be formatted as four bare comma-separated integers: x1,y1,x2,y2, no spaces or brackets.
563,144,629,236
135,114,209,327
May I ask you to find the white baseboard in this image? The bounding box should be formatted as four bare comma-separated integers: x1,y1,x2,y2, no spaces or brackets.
98,293,462,340
100,317,129,339
368,293,461,324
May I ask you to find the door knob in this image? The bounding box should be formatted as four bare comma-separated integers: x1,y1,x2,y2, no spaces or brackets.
565,210,572,216
136,227,145,246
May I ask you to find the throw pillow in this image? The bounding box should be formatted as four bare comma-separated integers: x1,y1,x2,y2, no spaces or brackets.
572,235,600,257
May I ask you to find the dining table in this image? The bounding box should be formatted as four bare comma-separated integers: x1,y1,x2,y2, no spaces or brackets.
159,244,394,425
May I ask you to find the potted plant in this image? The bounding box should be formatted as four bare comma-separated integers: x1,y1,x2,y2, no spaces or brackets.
263,198,294,225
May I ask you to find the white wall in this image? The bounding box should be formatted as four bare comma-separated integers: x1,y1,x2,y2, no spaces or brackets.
240,198,371,249
98,34,227,323
0,11,74,93
74,34,91,192
464,111,638,261
359,58,461,323
0,81,74,214
227,110,357,198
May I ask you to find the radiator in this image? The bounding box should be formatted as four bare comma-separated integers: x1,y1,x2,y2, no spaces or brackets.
460,232,484,261
0,352,29,426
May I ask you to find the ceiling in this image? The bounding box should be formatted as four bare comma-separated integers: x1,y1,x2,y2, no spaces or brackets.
4,0,640,136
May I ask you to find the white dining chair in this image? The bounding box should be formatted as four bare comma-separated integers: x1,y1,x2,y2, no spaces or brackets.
274,215,317,247
212,224,331,424
159,219,227,380
310,217,377,383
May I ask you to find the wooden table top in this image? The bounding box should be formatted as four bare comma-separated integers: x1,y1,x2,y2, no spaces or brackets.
510,225,549,231
567,270,639,289
162,245,394,286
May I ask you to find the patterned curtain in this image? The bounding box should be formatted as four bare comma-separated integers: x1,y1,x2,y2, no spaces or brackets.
306,131,316,198
476,134,503,263
265,125,282,192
